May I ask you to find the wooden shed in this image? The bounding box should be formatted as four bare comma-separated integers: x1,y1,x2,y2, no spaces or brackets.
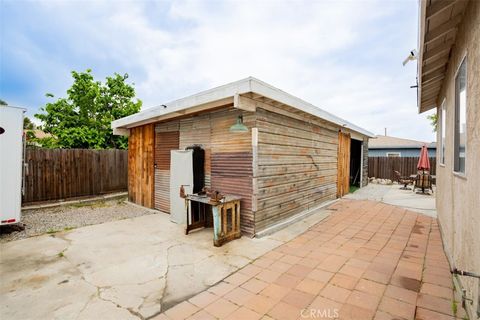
112,77,373,236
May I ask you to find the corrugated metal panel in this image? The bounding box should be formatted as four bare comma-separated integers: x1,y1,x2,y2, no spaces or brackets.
155,120,179,133
154,170,169,212
155,131,179,170
150,108,254,235
211,152,254,236
154,130,179,212
179,115,211,176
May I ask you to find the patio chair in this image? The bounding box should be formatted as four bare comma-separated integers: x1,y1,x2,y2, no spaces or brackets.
393,170,413,190
412,171,433,194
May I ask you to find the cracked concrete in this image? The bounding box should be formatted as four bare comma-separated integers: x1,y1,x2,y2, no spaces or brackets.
0,202,330,319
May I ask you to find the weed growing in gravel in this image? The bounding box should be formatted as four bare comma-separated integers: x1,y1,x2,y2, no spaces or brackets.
58,252,64,258
70,200,108,209
63,227,75,231
90,201,108,208
70,202,92,208
46,229,58,234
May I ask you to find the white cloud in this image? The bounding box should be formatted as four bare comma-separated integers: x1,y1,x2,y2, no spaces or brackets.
6,0,436,141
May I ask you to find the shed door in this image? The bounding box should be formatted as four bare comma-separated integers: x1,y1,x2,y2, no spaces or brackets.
154,131,179,213
337,131,351,198
170,150,193,224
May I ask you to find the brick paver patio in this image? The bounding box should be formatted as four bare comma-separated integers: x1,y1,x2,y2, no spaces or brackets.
154,200,457,320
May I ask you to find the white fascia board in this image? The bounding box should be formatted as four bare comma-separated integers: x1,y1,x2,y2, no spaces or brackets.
417,0,427,113
4,105,27,112
249,78,374,137
111,77,253,129
112,76,374,138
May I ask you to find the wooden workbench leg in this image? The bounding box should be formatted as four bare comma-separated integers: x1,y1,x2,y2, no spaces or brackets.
212,205,221,247
236,201,241,238
185,199,189,235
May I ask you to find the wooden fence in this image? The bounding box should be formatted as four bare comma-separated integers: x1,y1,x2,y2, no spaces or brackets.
368,157,436,181
23,148,128,204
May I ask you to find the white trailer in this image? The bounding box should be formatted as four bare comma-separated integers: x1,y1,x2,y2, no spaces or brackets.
0,106,25,225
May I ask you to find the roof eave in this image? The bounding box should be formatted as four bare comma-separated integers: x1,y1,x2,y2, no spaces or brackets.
111,77,253,129
417,0,432,114
112,77,375,138
249,78,374,137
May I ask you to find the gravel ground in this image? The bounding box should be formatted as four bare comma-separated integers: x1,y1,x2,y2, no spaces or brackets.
0,198,154,243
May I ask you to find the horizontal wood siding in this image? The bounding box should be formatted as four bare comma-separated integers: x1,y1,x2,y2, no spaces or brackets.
179,114,212,188
128,124,154,208
254,107,338,232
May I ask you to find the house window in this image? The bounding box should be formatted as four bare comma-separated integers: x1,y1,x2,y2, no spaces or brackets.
454,58,467,174
386,152,400,157
440,100,446,164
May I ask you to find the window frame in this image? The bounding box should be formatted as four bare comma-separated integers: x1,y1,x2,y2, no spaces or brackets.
386,152,401,157
453,55,467,176
439,99,446,165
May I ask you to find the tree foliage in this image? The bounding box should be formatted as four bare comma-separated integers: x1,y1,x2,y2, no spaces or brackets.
35,70,141,149
24,117,36,130
427,113,438,132
0,99,7,106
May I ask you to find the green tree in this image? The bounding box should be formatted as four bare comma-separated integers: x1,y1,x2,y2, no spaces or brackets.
0,99,7,106
35,69,141,149
427,113,438,132
24,116,36,130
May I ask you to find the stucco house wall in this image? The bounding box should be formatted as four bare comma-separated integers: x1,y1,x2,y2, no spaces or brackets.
434,0,480,317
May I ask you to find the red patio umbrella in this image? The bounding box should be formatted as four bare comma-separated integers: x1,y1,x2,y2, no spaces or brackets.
417,145,430,171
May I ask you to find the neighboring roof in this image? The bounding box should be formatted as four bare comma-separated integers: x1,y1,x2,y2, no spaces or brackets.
417,0,468,113
112,77,374,137
24,129,52,139
369,135,436,149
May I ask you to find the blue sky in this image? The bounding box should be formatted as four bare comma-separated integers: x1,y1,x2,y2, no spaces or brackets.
0,0,436,141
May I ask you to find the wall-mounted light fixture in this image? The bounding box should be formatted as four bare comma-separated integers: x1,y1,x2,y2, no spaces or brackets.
229,115,248,133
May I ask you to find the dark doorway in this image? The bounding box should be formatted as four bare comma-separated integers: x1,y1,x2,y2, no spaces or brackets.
186,145,205,193
350,139,362,188
185,145,211,227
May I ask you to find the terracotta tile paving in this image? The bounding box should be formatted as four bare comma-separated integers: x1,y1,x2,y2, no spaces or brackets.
154,200,460,320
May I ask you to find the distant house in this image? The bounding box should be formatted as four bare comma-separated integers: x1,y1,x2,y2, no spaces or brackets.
368,135,436,157
24,129,52,147
24,129,51,140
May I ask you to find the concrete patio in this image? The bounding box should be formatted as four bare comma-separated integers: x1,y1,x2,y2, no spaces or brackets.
0,202,331,320
155,199,459,320
345,184,436,218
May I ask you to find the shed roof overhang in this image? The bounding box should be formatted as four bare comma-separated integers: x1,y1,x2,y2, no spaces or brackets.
417,0,467,113
112,77,374,138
